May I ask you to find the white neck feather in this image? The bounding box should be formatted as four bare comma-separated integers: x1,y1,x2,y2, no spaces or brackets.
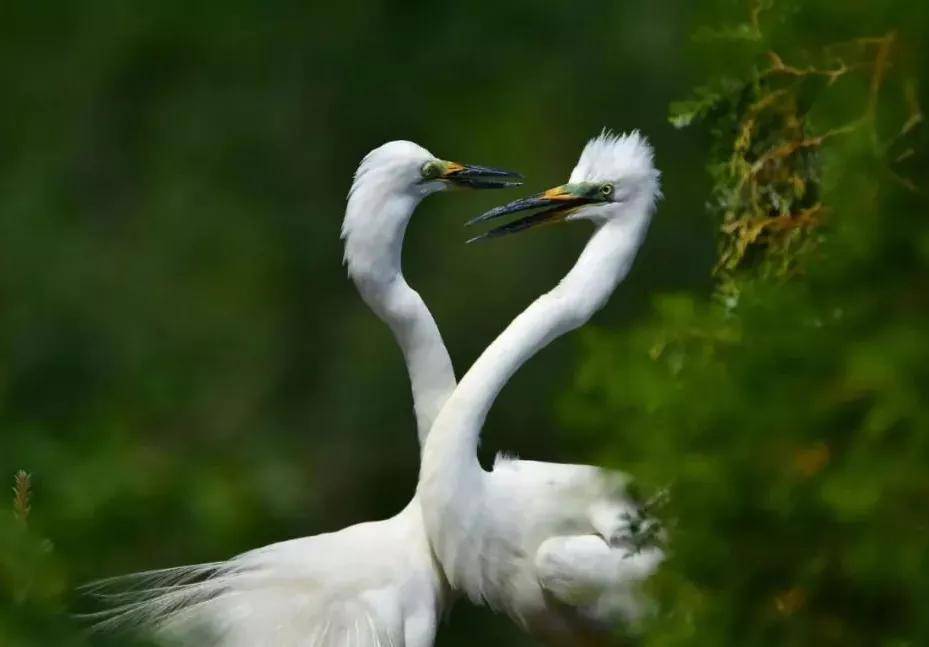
343,182,456,446
418,208,652,582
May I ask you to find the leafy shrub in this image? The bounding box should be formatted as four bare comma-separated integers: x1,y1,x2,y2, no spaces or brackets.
563,2,929,644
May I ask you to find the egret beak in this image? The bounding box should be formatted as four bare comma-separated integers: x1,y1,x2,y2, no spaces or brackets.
441,161,523,190
465,183,603,242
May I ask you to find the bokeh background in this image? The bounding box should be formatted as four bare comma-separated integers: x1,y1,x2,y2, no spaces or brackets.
1,1,926,645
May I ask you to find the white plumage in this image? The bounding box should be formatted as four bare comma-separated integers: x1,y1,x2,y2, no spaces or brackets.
86,510,440,646
418,131,664,645
85,141,520,646
84,133,663,646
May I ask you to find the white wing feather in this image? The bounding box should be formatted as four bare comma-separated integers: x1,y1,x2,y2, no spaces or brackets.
83,518,429,647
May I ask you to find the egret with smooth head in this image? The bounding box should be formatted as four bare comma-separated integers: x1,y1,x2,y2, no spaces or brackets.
85,141,521,647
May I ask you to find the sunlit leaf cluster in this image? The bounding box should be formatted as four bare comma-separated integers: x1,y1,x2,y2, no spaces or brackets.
671,25,917,295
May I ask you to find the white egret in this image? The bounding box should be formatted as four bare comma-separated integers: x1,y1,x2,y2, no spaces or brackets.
418,131,664,645
85,141,521,647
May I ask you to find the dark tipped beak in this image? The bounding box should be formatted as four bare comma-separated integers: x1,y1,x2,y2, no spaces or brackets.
465,183,598,243
466,205,571,243
442,162,523,189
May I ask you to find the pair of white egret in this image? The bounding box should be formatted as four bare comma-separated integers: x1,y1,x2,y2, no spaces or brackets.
90,131,664,646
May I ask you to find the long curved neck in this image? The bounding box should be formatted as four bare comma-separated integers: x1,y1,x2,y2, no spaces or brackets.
420,210,651,498
343,188,456,447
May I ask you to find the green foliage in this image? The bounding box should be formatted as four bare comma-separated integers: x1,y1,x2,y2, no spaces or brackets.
1,473,81,645
12,471,32,525
565,2,929,644
1,0,925,644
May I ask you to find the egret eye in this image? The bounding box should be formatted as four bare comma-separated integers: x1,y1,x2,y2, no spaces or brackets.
599,183,614,199
421,162,442,180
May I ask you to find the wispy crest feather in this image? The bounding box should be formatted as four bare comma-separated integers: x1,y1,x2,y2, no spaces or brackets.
570,130,661,201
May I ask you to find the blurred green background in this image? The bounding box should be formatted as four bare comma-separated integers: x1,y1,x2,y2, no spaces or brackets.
1,1,926,645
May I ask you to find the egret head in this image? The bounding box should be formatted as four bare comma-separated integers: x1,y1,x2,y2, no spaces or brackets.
349,140,522,201
466,130,661,241
343,140,521,278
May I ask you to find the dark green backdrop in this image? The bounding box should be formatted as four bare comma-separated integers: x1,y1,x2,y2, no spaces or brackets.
1,2,710,644
2,1,926,645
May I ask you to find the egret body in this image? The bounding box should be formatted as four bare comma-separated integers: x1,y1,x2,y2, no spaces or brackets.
87,141,520,647
418,132,664,645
